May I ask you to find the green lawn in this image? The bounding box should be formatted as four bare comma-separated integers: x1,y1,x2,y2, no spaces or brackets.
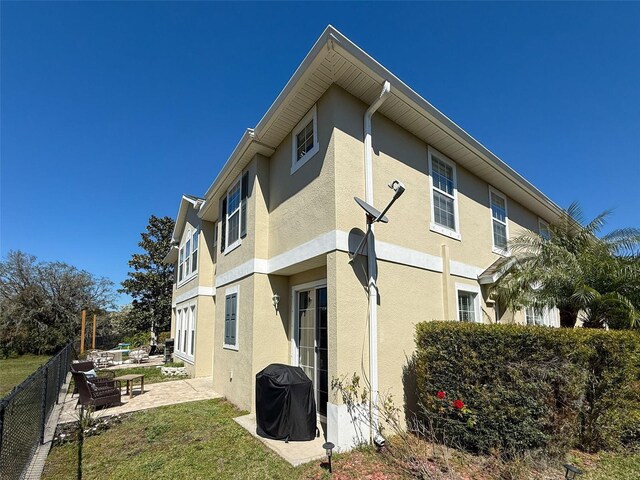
42,398,401,480
99,366,183,385
42,397,639,480
0,354,50,396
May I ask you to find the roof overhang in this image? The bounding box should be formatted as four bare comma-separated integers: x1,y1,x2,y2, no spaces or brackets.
198,25,564,224
478,256,517,285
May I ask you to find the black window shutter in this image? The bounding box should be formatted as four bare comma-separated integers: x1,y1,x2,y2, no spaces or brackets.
240,171,248,238
220,197,227,253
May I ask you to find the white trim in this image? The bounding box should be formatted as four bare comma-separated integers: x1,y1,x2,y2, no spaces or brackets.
455,284,481,323
224,176,242,253
214,230,445,288
172,286,215,307
488,186,509,256
291,104,319,174
450,260,484,280
223,285,240,351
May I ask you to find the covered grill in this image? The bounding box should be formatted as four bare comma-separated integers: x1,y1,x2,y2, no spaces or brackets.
255,364,317,442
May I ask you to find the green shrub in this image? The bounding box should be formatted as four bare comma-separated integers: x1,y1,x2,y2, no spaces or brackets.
122,331,151,348
413,322,640,456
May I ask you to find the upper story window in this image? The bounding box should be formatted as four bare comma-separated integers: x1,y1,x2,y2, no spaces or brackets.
221,172,249,254
489,187,509,255
178,228,199,284
538,218,551,240
428,147,460,240
291,105,319,174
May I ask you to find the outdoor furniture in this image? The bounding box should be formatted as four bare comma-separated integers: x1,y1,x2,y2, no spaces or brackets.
70,361,115,396
71,371,122,409
114,374,145,399
129,346,150,364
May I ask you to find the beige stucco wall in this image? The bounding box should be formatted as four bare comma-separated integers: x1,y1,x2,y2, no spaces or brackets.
331,84,544,276
212,275,254,411
267,88,338,258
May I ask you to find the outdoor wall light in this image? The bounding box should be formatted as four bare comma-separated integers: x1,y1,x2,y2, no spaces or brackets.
272,293,280,311
322,442,335,473
563,464,584,479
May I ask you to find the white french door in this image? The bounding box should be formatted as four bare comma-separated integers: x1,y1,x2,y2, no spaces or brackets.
292,282,328,417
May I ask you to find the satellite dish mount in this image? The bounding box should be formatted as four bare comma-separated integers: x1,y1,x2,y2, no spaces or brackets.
349,180,405,261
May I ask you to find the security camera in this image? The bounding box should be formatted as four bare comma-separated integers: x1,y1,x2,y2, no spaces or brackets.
373,433,386,448
388,180,405,199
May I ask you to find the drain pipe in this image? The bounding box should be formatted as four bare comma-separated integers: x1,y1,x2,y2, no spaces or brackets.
364,80,391,436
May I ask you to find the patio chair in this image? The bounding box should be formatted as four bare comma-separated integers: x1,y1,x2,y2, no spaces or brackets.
70,361,115,396
71,371,122,409
129,346,150,364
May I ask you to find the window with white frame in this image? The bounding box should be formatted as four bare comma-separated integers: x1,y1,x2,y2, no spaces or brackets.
489,188,509,254
291,105,318,174
525,307,557,327
226,180,241,250
457,291,478,322
174,303,196,361
224,286,239,349
456,284,481,323
428,148,459,239
538,218,551,240
178,228,199,284
220,171,248,255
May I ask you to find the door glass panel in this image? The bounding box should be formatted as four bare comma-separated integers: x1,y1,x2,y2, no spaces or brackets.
298,290,315,384
316,287,328,416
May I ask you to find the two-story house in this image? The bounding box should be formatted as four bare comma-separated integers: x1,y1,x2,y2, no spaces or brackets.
163,25,562,449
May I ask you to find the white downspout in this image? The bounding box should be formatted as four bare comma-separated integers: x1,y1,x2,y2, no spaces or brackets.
364,80,391,435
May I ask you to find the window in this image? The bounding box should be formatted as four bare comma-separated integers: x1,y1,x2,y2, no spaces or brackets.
291,105,319,174
525,307,557,327
525,307,545,326
224,286,239,349
458,292,477,322
174,303,196,361
428,147,460,239
222,171,248,254
489,188,509,254
226,180,241,249
538,218,551,240
177,228,199,285
456,284,481,323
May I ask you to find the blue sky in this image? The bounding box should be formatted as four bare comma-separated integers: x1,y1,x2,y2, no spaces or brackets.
2,2,639,305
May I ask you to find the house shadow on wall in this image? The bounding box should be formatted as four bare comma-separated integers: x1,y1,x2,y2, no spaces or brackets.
402,354,419,423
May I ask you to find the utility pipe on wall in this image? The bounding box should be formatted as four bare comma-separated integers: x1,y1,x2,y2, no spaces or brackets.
363,80,391,435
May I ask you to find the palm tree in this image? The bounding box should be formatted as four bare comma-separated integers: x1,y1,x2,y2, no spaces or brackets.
491,203,640,329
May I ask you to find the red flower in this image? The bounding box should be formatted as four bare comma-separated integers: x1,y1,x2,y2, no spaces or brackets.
453,399,465,410
436,391,446,399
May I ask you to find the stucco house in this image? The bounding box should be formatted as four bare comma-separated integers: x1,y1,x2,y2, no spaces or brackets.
163,25,561,449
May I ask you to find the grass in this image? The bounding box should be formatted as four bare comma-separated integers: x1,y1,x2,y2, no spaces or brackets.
0,354,50,396
41,397,640,480
42,398,402,480
99,366,183,385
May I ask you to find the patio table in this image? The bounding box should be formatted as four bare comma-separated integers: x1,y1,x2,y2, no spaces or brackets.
114,374,145,399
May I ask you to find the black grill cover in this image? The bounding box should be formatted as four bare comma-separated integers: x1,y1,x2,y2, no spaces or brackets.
255,364,317,441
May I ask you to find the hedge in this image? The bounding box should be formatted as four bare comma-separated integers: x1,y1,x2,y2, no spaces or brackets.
413,322,640,456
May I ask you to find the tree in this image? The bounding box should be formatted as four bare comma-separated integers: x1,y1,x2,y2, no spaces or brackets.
492,203,640,329
0,250,115,355
120,215,175,341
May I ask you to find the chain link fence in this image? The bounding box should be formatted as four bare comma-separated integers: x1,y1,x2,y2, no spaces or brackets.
0,343,73,480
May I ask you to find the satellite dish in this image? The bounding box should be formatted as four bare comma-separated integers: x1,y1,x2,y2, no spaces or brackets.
354,197,388,223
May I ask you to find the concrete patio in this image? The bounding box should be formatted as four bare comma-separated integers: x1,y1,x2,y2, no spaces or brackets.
59,376,220,423
234,413,327,466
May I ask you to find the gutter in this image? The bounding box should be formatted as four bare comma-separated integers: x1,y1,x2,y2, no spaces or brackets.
364,80,391,436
